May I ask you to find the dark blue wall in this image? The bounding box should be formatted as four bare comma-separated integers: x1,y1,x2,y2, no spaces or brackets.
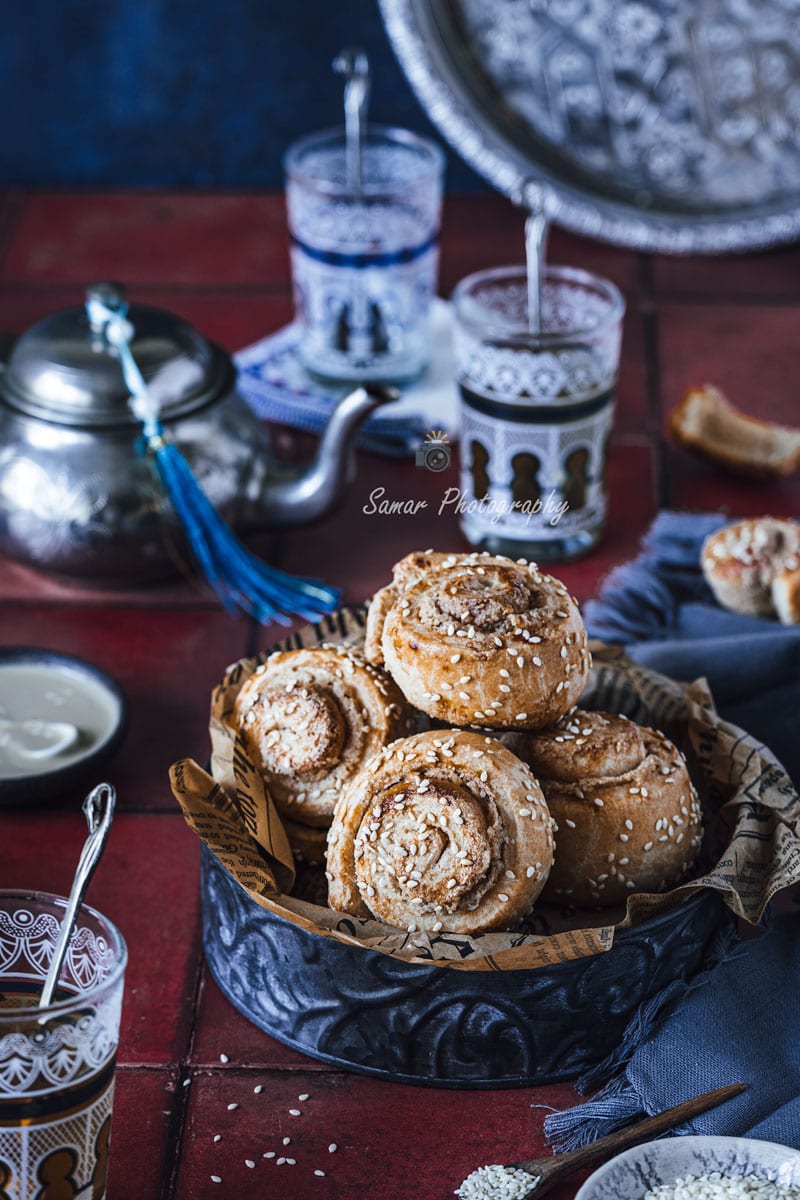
3,0,481,189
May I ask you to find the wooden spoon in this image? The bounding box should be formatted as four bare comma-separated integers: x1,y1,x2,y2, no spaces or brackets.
455,1082,747,1199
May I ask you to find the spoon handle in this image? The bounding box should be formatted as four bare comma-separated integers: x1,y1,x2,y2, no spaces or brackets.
516,1082,747,1180
39,783,116,1009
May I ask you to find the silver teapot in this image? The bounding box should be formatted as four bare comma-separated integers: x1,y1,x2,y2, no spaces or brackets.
0,284,395,583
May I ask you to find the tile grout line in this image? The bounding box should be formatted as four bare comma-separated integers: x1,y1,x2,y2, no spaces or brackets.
159,908,207,1200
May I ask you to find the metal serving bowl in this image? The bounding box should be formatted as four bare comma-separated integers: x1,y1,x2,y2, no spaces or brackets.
200,843,732,1088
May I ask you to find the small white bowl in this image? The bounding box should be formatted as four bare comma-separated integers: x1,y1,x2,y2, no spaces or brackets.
574,1136,800,1200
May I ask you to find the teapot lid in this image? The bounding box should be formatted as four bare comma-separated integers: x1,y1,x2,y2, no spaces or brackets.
1,283,235,427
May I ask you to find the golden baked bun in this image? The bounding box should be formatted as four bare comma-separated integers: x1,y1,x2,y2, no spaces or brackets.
364,551,590,730
233,646,414,839
701,517,800,617
326,729,555,935
772,564,800,625
506,710,702,908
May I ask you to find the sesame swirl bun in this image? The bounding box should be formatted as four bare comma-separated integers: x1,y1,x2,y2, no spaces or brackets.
326,730,555,935
364,551,590,730
505,710,702,908
701,517,800,618
233,646,414,833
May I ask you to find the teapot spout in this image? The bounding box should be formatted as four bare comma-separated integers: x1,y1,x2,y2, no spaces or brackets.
260,383,398,527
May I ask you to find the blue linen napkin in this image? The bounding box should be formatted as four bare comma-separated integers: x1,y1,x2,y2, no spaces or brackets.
583,510,800,787
544,510,800,1152
544,915,800,1148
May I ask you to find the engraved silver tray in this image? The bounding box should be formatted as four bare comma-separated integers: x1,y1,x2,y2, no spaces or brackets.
380,0,800,253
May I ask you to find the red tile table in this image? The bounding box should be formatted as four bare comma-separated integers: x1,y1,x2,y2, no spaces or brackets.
0,192,798,1200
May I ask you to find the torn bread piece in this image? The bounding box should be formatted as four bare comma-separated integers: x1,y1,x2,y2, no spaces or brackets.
668,384,800,479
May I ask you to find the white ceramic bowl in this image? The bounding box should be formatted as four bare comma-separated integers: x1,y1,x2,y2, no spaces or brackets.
575,1136,800,1200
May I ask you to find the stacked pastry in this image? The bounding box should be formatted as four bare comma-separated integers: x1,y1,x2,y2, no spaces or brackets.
233,645,415,864
232,551,703,936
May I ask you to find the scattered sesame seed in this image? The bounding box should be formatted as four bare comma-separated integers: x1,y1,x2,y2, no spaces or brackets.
213,1135,222,1143
515,713,528,721
289,1108,301,1116
210,1176,222,1184
433,921,443,931
565,819,576,829
593,798,604,807
329,1144,338,1153
245,1160,256,1169
298,1094,310,1101
644,841,654,851
277,1157,286,1165
219,1054,229,1064
498,893,510,903
619,833,629,842
287,1158,297,1166
227,1103,238,1111
264,1152,276,1159
182,1078,191,1087
519,807,531,817
254,1085,264,1094
315,1170,326,1177
283,1137,291,1146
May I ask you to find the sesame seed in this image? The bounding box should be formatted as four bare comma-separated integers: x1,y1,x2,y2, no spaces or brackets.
245,1160,256,1169
500,669,510,678
287,1158,297,1166
213,1134,222,1143
515,713,528,721
315,1170,326,1177
658,834,669,842
625,819,633,830
517,656,524,667
593,798,604,807
519,807,531,817
644,841,653,851
433,921,443,931
283,1137,291,1146
219,1054,229,1064
447,878,457,888
264,1152,276,1159
277,1157,286,1165
629,787,640,795
227,1103,238,1111
329,1144,338,1153
498,893,510,903
289,1108,301,1116
254,1085,264,1094
565,819,576,829
533,656,542,667
182,1078,191,1087
211,1175,223,1183
499,684,511,693
619,833,629,842
450,654,461,663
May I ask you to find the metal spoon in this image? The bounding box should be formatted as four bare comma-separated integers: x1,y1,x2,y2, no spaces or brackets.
520,179,560,336
333,46,371,193
39,782,116,1008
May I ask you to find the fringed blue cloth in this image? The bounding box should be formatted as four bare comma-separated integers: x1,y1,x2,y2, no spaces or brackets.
545,511,800,1153
544,917,800,1150
88,293,339,625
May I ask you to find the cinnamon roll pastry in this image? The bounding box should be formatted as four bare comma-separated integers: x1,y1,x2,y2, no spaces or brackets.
507,710,702,908
326,729,555,935
233,646,414,831
364,551,590,729
701,517,800,618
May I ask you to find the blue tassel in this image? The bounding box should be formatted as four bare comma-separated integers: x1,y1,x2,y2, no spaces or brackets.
88,291,340,625
149,437,340,624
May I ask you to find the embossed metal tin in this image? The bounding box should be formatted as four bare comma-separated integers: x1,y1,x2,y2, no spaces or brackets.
380,0,800,253
201,844,732,1087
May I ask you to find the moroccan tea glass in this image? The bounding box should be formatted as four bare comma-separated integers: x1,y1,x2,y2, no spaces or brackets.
0,890,126,1200
452,265,625,563
284,124,444,384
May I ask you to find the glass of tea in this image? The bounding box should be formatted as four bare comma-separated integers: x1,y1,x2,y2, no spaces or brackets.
0,890,126,1200
452,265,625,563
284,124,444,384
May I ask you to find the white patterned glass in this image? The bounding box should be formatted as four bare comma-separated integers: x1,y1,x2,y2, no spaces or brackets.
0,892,126,1200
285,125,444,383
453,265,625,562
